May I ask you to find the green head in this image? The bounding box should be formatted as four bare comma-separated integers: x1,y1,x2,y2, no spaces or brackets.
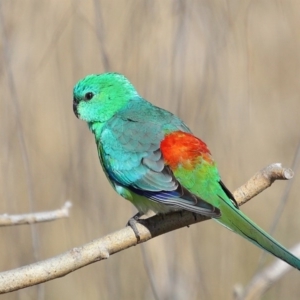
73,73,138,123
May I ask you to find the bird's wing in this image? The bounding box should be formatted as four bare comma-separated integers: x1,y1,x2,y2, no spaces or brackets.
100,100,220,217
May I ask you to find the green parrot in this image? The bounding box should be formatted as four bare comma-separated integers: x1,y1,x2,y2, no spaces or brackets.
73,72,300,270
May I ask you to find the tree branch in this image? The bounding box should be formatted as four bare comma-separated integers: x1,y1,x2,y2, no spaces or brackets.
233,163,294,205
0,163,295,294
0,201,72,226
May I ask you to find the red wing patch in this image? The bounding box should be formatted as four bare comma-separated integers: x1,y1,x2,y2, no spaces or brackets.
160,131,213,170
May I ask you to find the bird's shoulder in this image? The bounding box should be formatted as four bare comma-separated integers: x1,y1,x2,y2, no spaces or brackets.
101,97,191,146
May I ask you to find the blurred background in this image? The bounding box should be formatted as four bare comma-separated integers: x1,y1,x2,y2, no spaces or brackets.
0,1,300,299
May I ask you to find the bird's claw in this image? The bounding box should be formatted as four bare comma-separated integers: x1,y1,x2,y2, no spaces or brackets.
127,212,143,242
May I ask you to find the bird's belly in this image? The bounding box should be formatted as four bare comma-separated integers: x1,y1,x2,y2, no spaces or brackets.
130,193,177,214
114,183,177,214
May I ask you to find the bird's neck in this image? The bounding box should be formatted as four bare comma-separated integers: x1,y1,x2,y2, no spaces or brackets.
88,121,105,141
87,96,141,140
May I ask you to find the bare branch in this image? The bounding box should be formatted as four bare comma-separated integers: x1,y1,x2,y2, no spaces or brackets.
233,243,300,300
0,164,295,294
0,202,72,226
234,163,293,205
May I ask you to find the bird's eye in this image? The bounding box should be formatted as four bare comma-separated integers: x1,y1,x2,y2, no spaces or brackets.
85,92,94,101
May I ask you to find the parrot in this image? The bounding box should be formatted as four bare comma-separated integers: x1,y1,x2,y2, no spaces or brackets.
73,72,300,270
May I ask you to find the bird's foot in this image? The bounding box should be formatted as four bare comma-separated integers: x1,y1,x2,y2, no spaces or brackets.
127,212,144,242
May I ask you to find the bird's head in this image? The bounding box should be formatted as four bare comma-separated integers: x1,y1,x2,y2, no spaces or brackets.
73,73,138,123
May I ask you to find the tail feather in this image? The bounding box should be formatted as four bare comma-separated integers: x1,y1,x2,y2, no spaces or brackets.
216,199,300,270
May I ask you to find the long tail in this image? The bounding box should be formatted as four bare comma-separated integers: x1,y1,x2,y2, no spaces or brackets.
216,198,300,270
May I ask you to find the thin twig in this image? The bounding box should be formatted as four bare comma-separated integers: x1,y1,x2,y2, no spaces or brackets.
0,202,72,226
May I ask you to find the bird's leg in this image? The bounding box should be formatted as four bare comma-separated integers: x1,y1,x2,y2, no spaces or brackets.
192,212,198,221
127,212,144,242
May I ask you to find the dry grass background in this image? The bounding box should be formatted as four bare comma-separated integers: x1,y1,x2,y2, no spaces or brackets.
0,1,300,299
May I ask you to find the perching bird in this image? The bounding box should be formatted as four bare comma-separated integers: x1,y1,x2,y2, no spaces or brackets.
73,72,300,270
